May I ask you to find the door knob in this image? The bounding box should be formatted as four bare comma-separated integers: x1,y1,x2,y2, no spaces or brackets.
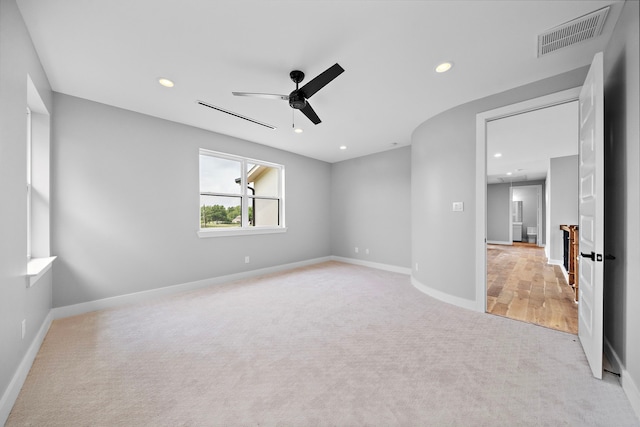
580,251,595,261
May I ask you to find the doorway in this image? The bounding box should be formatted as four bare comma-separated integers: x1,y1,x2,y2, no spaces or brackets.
511,185,542,246
475,88,581,333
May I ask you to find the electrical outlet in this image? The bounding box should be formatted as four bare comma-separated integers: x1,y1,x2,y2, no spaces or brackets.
365,248,369,255
245,256,250,264
354,247,359,254
415,263,419,271
21,319,26,340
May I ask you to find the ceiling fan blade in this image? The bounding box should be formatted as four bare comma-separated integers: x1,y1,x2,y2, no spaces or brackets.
300,102,321,125
299,63,344,99
232,92,289,100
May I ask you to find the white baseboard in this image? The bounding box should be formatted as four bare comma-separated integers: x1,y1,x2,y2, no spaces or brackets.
0,311,53,426
332,258,476,311
411,276,479,312
52,256,332,320
605,337,640,420
330,256,411,275
557,263,569,284
486,240,512,245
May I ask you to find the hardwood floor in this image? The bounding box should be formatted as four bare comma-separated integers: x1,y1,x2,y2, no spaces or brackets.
486,242,578,334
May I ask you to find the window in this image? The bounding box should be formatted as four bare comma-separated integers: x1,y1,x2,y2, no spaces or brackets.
25,74,55,286
26,107,32,259
198,149,285,237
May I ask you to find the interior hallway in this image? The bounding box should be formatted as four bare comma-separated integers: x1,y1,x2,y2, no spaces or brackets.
487,242,578,334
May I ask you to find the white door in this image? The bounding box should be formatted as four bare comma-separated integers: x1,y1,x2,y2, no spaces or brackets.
578,52,604,379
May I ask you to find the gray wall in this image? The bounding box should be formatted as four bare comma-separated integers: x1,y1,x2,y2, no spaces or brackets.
0,0,53,409
487,183,510,243
51,93,332,307
412,68,588,301
603,0,640,404
330,147,411,268
547,155,579,263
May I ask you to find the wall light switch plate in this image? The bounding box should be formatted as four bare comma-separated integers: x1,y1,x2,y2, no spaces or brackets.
452,202,464,212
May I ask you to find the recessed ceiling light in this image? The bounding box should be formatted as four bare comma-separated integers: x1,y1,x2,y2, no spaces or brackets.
494,153,502,158
294,128,303,134
435,62,453,73
506,172,512,176
339,146,347,150
158,78,174,88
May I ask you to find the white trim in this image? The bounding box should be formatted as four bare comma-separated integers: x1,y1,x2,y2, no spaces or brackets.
52,257,331,319
476,87,582,315
330,256,411,275
26,106,32,260
26,256,56,287
486,240,512,246
199,148,283,170
0,311,53,426
605,337,623,373
197,227,287,238
547,258,564,266
411,276,479,312
619,367,640,420
509,186,514,242
605,338,640,420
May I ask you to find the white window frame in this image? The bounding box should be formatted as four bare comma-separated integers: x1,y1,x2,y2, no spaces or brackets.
25,75,56,287
26,106,32,259
198,148,286,238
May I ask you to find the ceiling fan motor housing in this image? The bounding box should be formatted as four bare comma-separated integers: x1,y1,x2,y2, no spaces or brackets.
288,91,307,109
288,70,307,109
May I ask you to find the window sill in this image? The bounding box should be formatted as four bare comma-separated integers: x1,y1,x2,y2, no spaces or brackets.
197,227,287,238
27,256,56,288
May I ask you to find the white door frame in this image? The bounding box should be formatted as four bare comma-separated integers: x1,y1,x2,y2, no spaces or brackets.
475,87,582,313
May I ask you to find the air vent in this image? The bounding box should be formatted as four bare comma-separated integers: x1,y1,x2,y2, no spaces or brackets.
537,6,609,57
498,175,528,183
196,100,276,130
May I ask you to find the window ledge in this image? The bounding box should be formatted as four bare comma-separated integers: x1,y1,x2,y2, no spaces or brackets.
197,227,287,238
27,256,56,287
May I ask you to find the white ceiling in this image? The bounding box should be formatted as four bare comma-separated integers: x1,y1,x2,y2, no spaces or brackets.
486,100,579,184
16,0,622,163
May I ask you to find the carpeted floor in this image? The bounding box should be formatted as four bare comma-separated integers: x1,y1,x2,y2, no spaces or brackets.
7,261,640,426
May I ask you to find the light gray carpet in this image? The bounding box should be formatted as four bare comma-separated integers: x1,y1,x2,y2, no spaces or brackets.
7,261,640,426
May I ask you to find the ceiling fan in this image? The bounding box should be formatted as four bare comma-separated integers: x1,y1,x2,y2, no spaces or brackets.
232,63,344,125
